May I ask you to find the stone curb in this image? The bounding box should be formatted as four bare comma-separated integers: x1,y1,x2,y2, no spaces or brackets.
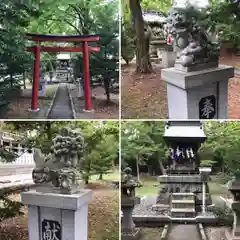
46,83,60,119
129,215,218,227
198,223,208,240
160,224,170,240
67,83,76,119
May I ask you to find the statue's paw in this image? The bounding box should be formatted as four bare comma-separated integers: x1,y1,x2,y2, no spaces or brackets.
180,55,194,66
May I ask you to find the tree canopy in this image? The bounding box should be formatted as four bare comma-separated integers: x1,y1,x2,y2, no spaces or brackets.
121,121,240,180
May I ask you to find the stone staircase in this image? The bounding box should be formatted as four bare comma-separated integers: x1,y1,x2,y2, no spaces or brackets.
171,193,196,218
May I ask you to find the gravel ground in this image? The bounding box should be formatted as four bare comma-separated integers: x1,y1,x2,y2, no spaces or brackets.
133,195,169,216
132,194,226,216
206,227,229,240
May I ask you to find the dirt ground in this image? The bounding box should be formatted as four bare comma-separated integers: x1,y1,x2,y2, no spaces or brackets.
70,85,119,119
121,55,240,119
0,185,119,240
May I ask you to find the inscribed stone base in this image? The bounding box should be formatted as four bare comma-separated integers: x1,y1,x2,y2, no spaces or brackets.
21,189,92,240
121,227,142,240
161,65,234,119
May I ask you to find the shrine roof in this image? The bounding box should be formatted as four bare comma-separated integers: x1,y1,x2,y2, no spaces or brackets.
164,121,206,141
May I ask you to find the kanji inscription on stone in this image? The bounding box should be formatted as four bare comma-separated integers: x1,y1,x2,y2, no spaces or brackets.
199,95,216,119
42,219,61,240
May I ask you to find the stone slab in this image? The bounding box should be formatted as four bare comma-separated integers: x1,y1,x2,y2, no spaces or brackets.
174,61,219,72
161,64,234,119
130,214,217,227
158,175,202,183
162,64,234,89
21,189,92,210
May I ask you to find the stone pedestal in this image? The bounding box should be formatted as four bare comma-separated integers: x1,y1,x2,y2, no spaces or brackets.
121,196,141,240
231,202,240,240
21,189,92,240
161,65,234,119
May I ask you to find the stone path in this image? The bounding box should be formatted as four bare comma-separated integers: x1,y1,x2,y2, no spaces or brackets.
48,83,73,119
168,224,200,240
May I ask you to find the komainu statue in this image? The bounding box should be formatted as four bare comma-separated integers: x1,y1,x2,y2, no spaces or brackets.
167,6,220,71
32,127,85,194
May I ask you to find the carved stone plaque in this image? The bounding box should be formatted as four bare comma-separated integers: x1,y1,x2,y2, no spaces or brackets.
42,219,61,240
199,95,216,119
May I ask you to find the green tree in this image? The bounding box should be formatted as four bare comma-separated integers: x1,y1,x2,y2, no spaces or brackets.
121,0,171,73
4,121,119,183
121,121,166,180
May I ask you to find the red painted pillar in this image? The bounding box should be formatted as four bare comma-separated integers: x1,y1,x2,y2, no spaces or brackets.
30,45,40,111
82,41,93,111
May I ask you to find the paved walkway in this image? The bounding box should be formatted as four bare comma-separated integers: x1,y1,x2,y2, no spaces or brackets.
48,83,73,119
168,224,200,240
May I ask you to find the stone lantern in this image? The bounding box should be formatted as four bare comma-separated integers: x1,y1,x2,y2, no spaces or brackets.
142,11,169,64
121,167,142,240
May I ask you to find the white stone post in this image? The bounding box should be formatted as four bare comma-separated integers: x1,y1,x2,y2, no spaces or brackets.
199,167,211,215
162,65,234,119
21,189,92,240
202,181,206,214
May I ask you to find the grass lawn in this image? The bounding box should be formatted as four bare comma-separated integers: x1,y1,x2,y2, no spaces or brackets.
90,170,120,182
136,177,158,197
208,181,228,195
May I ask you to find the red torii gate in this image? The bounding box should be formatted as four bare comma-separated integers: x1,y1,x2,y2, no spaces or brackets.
26,33,100,112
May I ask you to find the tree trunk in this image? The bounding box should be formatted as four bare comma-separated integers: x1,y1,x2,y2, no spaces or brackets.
45,122,52,140
129,0,152,73
99,173,103,180
136,156,140,181
103,77,111,103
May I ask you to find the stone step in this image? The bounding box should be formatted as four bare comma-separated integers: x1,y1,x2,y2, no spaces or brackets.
171,207,196,218
172,203,195,209
172,200,195,204
172,193,195,196
171,208,195,213
171,193,195,201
